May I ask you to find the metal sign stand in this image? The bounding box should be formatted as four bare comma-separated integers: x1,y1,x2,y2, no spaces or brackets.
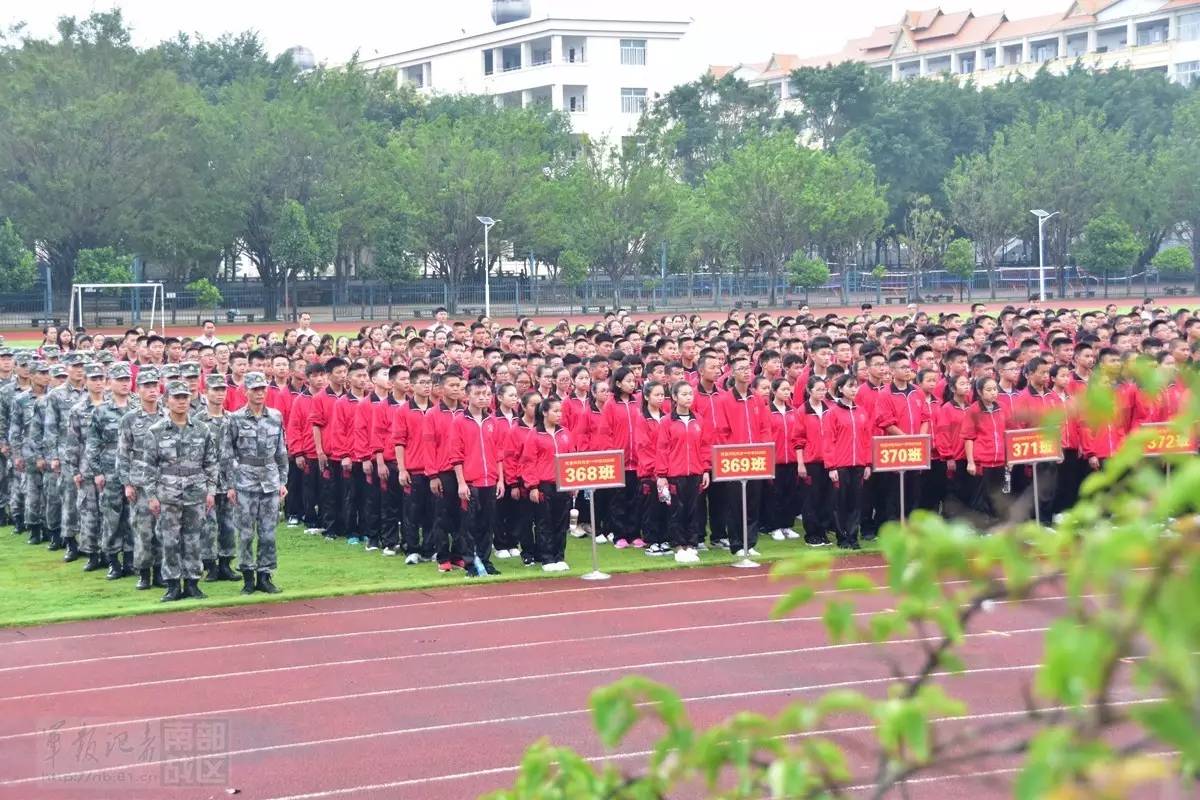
1031,465,1041,524
580,492,609,581
731,479,759,569
898,472,908,526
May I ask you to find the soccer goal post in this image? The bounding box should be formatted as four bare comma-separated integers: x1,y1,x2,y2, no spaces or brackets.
68,283,166,334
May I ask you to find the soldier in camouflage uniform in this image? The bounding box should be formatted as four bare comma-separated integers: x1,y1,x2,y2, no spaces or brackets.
0,348,15,527
192,374,238,581
146,381,219,602
181,362,206,416
87,363,135,580
222,372,288,594
0,349,24,530
67,364,110,572
38,364,68,549
11,362,50,544
43,354,87,558
117,368,165,590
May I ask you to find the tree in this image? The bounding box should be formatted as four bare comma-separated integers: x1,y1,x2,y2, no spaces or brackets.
0,218,36,293
943,237,976,300
73,247,134,284
944,150,1021,299
185,278,223,309
1076,212,1141,298
789,61,882,149
1150,245,1193,279
491,360,1200,800
900,196,951,301
1157,92,1200,292
788,253,830,304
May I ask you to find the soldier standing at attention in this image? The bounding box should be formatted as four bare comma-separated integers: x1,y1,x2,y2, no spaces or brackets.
11,361,50,545
0,350,27,531
146,381,219,602
44,353,87,559
67,363,109,572
223,372,288,595
88,363,135,580
118,368,165,591
0,348,15,528
181,362,206,415
193,374,239,581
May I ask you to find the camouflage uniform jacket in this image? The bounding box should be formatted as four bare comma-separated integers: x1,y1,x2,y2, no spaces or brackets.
116,405,165,488
145,417,218,504
0,382,24,452
43,382,87,463
11,390,46,462
221,405,288,493
65,397,105,479
191,407,230,492
84,400,132,480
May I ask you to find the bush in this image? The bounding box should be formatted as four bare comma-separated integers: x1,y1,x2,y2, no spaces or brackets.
788,253,830,290
943,237,976,280
74,247,134,284
1150,246,1193,277
185,278,223,309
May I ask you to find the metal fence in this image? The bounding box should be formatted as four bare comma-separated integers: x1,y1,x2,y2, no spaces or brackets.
0,266,1181,332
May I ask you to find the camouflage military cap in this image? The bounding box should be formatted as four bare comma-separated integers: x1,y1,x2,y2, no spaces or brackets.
63,353,85,366
109,363,132,380
0,349,12,358
205,374,227,390
180,362,201,378
33,360,50,373
136,368,160,386
84,364,105,379
166,380,191,397
49,364,67,378
41,345,60,358
94,351,115,365
15,353,30,367
244,371,268,390
161,364,182,380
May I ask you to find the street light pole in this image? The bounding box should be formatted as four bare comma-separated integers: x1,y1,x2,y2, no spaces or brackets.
476,216,497,319
1030,209,1060,303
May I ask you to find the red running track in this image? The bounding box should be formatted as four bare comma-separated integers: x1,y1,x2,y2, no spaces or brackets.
0,554,1166,799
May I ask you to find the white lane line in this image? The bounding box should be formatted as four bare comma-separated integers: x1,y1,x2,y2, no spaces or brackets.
0,658,1049,787
0,626,1049,745
0,568,815,646
1,580,925,673
257,702,1167,800
0,595,1071,704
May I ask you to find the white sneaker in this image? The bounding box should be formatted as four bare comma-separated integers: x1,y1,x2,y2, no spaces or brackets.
404,553,420,565
286,517,301,527
304,527,323,535
735,548,762,558
382,547,397,556
785,530,801,539
495,549,511,559
555,561,570,571
364,543,379,552
594,534,609,544
748,547,761,557
568,525,586,539
770,529,786,541
674,549,689,563
685,548,701,563
542,563,557,572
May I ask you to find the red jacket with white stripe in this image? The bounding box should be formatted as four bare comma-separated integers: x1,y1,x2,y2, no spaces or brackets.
597,398,640,471
872,384,931,436
768,404,802,465
634,410,668,479
933,401,969,462
449,411,507,487
715,386,772,445
654,413,713,478
394,400,437,474
961,403,1010,468
519,425,576,488
796,401,832,465
423,403,465,475
823,401,873,469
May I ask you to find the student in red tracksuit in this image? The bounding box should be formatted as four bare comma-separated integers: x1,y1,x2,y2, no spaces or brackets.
1012,358,1058,524
561,366,592,434
598,367,642,549
310,357,348,538
824,374,873,550
868,355,931,535
396,367,437,563
506,390,542,566
1048,364,1082,513
492,383,524,560
1131,353,1185,425
914,368,943,512
634,381,668,555
356,365,389,551
450,379,508,578
330,362,370,544
426,371,467,571
764,378,802,540
962,376,1011,524
373,364,409,556
655,381,713,563
286,363,323,533
933,375,972,515
693,354,728,549
1078,350,1133,479
714,356,772,555
519,397,576,571
580,380,612,542
796,375,834,546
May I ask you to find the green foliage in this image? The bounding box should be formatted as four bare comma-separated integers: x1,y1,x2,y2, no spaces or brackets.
1151,245,1194,276
0,218,36,293
185,277,223,309
557,251,588,288
493,361,1200,799
73,247,134,284
787,254,830,290
1076,212,1142,275
901,195,951,276
942,237,976,280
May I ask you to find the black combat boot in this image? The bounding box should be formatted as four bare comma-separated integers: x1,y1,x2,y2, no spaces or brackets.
104,554,123,580
82,551,104,572
151,566,165,588
240,570,256,595
202,559,219,582
26,525,43,545
217,556,239,581
160,580,183,602
61,538,80,562
135,568,152,590
13,511,25,534
182,579,207,600
255,571,281,594
46,530,64,551
122,551,136,576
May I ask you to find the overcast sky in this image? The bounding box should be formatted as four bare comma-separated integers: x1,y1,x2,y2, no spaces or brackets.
4,0,1060,71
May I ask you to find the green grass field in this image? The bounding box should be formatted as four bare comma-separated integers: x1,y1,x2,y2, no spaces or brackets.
0,521,871,628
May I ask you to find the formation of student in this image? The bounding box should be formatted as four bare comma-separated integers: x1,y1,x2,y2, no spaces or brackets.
2,300,1193,600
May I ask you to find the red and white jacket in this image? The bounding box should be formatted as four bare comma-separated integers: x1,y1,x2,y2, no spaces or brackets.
961,403,1010,468
519,425,576,488
449,411,507,488
654,413,713,478
824,401,873,469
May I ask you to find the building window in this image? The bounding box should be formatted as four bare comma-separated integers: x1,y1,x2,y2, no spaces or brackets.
483,50,494,76
982,49,997,69
1177,61,1200,86
1181,13,1200,41
959,55,975,73
621,87,647,114
620,39,647,65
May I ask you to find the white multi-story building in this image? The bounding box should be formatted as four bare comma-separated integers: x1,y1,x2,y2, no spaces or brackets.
359,1,694,143
719,0,1200,110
